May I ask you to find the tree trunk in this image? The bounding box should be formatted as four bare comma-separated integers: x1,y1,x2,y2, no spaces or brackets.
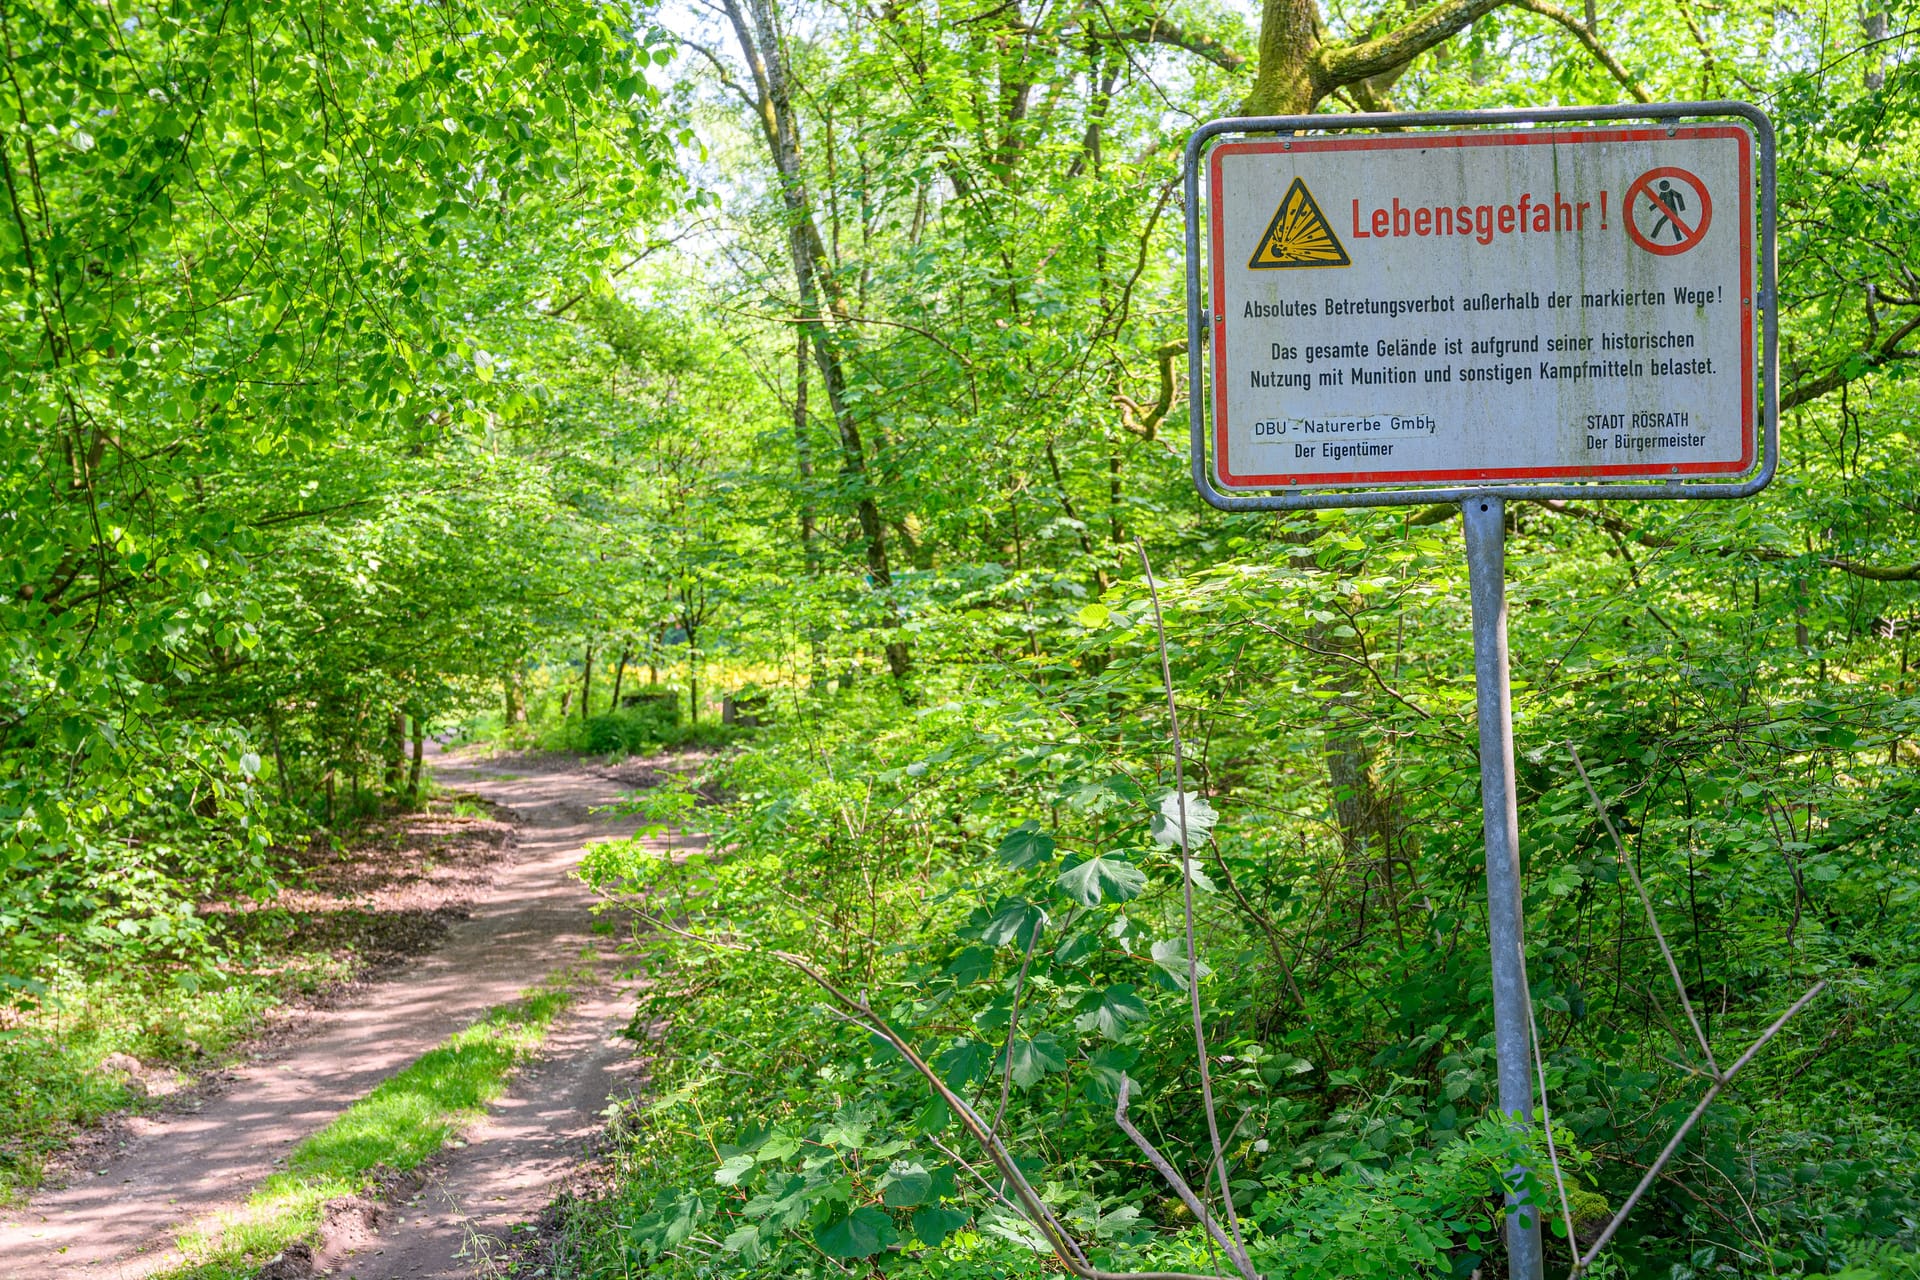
503,668,525,725
1246,0,1322,113
688,625,700,725
581,642,595,720
722,0,910,682
610,645,632,712
383,708,405,793
407,714,425,803
265,703,294,806
795,327,827,689
1245,0,1515,115
1863,4,1888,89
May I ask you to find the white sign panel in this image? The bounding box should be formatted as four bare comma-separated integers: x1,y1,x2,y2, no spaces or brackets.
1206,125,1755,491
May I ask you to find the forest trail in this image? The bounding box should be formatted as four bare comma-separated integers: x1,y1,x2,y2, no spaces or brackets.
0,751,666,1280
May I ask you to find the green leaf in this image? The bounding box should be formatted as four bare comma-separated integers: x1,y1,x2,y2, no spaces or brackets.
1150,936,1212,991
721,1224,764,1262
815,1205,897,1258
1057,855,1146,906
880,1160,933,1206
944,945,994,987
631,1190,706,1252
937,1039,991,1089
913,1203,972,1246
1078,983,1149,1040
1151,791,1219,850
1009,1032,1068,1088
1084,1045,1140,1102
714,1153,756,1186
820,1109,869,1149
980,898,1045,948
912,1096,952,1134
758,1130,802,1162
996,822,1057,869
1075,602,1111,628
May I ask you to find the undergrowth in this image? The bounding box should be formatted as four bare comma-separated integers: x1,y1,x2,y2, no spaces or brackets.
539,668,1920,1280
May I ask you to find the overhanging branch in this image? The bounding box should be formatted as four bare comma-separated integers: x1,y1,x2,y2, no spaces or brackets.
1506,0,1652,101
1782,307,1920,411
1312,0,1505,91
1087,15,1246,70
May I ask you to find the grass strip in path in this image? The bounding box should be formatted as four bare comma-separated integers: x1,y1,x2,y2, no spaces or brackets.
160,978,579,1280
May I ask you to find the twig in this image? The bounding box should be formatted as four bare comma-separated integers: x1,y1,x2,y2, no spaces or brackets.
1573,981,1825,1274
1522,957,1581,1255
990,915,1045,1136
635,911,1240,1280
1136,538,1252,1270
1567,745,1721,1076
1115,1077,1259,1280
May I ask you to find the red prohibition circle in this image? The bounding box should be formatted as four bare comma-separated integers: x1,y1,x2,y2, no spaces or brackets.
1624,166,1713,256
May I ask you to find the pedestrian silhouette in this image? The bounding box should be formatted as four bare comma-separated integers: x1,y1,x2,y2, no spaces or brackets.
1649,179,1687,242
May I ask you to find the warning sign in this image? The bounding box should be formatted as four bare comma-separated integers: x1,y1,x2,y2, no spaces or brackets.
1204,124,1756,491
1625,166,1712,256
1248,178,1351,269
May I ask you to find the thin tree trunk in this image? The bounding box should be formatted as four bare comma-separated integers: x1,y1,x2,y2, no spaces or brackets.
503,668,525,725
722,0,910,682
383,708,405,793
611,645,632,712
581,641,594,721
407,714,425,803
795,327,827,688
688,626,700,725
265,703,294,806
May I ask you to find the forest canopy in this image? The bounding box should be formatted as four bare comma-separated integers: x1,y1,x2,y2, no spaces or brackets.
1,0,1917,1277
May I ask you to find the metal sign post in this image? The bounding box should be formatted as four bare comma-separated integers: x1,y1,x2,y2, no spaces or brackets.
1465,494,1540,1280
1183,102,1776,1280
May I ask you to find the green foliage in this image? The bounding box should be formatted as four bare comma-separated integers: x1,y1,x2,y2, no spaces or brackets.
4,0,1919,1272
0,0,686,987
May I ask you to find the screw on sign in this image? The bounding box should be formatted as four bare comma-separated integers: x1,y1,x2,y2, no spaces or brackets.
1625,166,1713,256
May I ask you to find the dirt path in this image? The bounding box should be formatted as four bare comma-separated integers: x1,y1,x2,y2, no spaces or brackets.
0,751,665,1280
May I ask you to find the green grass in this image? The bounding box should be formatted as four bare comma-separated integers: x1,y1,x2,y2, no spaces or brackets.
159,981,577,1280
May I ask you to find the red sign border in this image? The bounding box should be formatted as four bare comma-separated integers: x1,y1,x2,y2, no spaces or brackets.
1207,125,1756,492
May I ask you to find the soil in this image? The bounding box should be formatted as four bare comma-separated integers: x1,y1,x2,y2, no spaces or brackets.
0,747,691,1279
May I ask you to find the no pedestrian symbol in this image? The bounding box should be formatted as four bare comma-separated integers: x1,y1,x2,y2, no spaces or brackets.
1625,166,1713,256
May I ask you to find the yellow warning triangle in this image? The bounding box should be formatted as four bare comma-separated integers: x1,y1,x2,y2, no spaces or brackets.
1248,177,1350,270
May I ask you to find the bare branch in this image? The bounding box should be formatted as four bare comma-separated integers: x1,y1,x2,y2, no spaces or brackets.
1136,539,1253,1269
1114,1078,1258,1280
1782,308,1920,410
1569,745,1721,1075
1575,981,1826,1273
989,916,1044,1136
676,36,760,112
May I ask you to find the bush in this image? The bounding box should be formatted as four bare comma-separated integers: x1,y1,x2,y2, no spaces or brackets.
582,703,742,756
